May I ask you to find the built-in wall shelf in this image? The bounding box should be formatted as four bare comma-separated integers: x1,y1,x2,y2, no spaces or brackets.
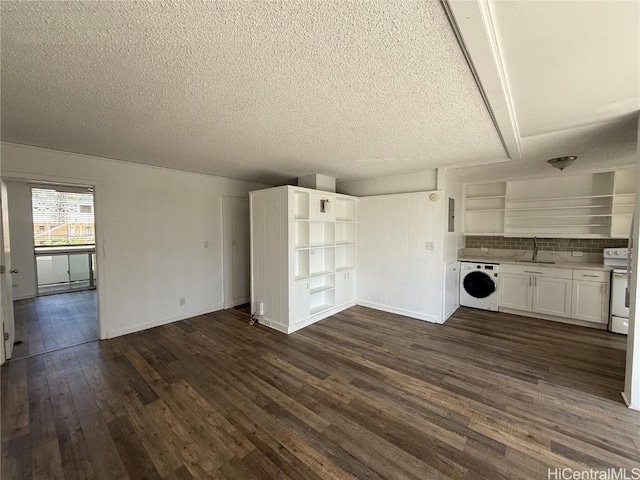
464,169,636,239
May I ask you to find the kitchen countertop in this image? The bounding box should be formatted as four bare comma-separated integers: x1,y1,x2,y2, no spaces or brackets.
457,257,612,272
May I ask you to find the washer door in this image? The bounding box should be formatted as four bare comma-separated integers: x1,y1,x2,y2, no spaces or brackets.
463,271,496,299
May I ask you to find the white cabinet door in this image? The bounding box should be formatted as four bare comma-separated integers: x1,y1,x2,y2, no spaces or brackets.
533,276,572,318
335,270,355,306
571,280,609,324
499,273,532,311
444,261,459,319
293,280,310,324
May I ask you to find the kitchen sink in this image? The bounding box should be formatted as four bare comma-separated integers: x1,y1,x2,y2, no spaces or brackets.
514,260,556,264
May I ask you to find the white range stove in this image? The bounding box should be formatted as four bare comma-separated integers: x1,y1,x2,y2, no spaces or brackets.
603,248,629,335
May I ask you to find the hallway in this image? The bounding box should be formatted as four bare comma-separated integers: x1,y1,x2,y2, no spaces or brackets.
11,290,97,359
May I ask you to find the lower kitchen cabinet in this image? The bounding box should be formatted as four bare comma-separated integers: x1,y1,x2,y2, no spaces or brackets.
533,276,572,318
571,280,609,324
498,263,609,326
499,273,532,311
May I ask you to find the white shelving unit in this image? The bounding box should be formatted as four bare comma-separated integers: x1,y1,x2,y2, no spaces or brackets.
612,169,636,238
250,186,357,334
463,170,636,239
464,182,506,235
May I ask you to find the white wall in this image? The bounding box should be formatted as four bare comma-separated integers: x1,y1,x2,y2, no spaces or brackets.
357,191,446,323
1,142,269,338
4,180,37,300
337,169,438,197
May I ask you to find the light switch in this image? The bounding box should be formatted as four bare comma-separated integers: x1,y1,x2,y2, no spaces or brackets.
425,241,434,250
204,240,210,249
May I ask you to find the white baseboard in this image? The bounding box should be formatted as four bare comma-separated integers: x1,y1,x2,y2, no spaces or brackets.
621,391,640,410
257,300,357,335
13,293,36,301
356,300,439,323
105,304,223,339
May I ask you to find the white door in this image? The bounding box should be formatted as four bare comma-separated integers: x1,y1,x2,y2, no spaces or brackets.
444,261,459,319
498,273,532,311
571,280,609,324
293,280,310,324
223,197,250,308
335,270,356,306
1,181,15,362
533,276,572,318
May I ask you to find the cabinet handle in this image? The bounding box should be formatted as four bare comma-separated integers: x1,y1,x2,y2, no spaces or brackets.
534,276,537,287
583,274,599,278
528,276,531,287
524,270,543,274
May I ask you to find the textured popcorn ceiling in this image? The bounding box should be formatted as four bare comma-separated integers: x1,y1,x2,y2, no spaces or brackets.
0,0,506,184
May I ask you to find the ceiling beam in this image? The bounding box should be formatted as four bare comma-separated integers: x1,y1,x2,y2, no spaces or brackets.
442,0,522,161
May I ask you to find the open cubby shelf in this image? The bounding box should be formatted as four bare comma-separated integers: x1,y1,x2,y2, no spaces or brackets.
464,171,636,238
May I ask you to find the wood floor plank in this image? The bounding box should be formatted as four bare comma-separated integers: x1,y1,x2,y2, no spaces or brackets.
2,305,636,480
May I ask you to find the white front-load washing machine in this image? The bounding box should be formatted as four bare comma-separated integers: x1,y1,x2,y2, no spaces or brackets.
459,262,500,311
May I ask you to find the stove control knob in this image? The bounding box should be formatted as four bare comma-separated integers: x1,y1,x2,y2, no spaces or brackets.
606,250,613,255
615,251,621,255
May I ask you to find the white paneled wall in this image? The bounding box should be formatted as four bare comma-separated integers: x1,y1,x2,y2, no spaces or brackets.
357,192,446,323
250,188,289,332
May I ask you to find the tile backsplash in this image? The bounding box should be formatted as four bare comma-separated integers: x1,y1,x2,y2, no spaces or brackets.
465,236,628,254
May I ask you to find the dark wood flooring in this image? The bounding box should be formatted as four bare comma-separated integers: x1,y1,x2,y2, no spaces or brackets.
11,290,98,359
2,305,639,479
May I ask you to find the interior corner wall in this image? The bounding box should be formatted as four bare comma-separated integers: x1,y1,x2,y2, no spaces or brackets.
443,170,464,261
4,180,37,300
1,142,270,339
336,169,438,197
356,191,445,323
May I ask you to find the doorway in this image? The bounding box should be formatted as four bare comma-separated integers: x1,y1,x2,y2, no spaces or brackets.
1,180,100,362
222,196,250,310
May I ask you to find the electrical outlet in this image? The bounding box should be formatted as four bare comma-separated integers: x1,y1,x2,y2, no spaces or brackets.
572,251,583,257
179,297,186,306
425,241,434,250
204,240,209,249
481,247,489,252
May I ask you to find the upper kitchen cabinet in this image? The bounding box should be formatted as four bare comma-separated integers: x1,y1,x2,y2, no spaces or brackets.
463,182,506,236
611,168,636,238
463,169,636,239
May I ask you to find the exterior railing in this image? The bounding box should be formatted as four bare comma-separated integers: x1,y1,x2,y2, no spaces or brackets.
34,245,96,295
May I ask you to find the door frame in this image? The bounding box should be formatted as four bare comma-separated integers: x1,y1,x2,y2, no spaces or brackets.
221,195,250,309
2,170,107,341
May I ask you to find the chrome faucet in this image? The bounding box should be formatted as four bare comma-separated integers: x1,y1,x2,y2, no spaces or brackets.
532,237,538,261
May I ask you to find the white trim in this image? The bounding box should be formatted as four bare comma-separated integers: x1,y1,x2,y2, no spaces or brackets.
443,0,522,161
106,304,223,338
356,300,439,324
1,170,108,340
620,391,640,410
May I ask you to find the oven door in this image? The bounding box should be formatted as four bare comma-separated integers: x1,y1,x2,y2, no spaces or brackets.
611,270,629,319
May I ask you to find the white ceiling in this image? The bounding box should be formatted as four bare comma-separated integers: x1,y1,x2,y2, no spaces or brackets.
453,0,639,182
0,0,506,184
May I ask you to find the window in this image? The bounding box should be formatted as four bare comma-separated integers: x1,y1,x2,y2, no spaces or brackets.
31,187,95,246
